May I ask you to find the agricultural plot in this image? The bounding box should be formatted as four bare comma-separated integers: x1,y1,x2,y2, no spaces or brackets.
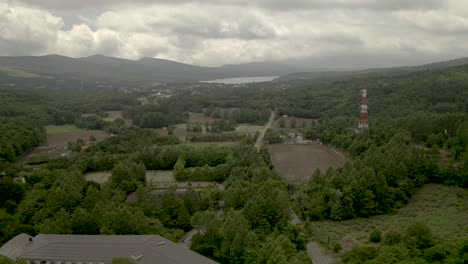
17,126,110,166
146,170,176,184
103,111,132,127
269,143,348,182
85,170,222,192
85,170,176,185
188,112,217,124
308,184,468,254
235,124,264,134
46,127,110,147
183,142,239,147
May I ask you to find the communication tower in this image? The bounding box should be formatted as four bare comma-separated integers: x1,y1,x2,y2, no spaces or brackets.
358,83,369,131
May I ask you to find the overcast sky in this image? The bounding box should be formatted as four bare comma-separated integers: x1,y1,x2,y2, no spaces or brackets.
1,0,468,68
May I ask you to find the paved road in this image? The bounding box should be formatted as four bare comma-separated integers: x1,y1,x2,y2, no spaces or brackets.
255,110,275,152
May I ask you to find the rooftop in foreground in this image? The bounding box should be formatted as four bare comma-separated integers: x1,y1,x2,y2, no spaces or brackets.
0,234,217,264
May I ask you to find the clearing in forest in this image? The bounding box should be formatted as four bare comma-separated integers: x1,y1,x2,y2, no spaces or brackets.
188,112,217,124
17,126,110,166
308,184,468,256
269,143,348,182
85,170,176,185
235,124,264,134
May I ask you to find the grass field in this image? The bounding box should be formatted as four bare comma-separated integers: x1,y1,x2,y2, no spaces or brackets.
146,170,176,184
269,143,348,182
85,170,176,185
46,125,80,134
183,142,239,147
188,112,217,123
0,65,39,78
235,124,264,134
84,171,112,184
308,184,468,254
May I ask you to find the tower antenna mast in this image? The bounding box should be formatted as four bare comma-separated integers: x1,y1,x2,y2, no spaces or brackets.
358,83,369,131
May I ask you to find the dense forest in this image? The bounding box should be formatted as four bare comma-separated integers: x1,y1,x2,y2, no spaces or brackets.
0,62,468,264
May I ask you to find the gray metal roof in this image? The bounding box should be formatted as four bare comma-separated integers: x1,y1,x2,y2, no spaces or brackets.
1,234,217,264
0,233,32,260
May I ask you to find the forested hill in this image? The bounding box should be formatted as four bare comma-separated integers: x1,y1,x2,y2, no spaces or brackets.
278,56,468,81
0,54,297,83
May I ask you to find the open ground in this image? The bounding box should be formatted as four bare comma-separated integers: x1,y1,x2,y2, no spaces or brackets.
84,170,224,192
16,125,110,166
269,143,348,182
308,184,468,257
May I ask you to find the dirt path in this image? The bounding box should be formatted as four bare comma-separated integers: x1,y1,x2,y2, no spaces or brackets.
290,209,333,264
255,110,275,152
178,229,199,248
307,241,333,264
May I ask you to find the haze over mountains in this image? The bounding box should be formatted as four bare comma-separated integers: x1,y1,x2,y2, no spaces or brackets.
1,54,468,83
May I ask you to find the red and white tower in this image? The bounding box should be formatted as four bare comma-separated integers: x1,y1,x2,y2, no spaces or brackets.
358,83,369,131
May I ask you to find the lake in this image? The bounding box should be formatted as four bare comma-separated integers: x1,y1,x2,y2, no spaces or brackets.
201,76,278,84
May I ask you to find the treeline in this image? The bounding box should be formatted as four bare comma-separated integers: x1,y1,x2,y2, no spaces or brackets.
0,118,46,162
74,116,127,134
277,64,468,119
0,88,137,126
124,104,186,128
204,107,270,124
188,133,246,143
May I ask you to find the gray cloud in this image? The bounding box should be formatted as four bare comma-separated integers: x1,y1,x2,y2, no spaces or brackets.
10,0,444,11
1,0,468,69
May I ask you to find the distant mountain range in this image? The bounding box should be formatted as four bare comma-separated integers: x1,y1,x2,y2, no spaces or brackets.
1,54,468,83
278,57,468,81
0,54,300,83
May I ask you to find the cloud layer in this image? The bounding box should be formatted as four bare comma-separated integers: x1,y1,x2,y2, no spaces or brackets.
1,0,468,68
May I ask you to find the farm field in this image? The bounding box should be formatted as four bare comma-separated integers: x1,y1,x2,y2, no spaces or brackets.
85,170,176,185
235,124,264,134
188,112,217,123
103,111,132,127
46,127,110,147
308,184,468,257
269,143,348,182
16,125,110,166
85,170,223,192
173,124,188,141
183,142,239,147
46,124,80,134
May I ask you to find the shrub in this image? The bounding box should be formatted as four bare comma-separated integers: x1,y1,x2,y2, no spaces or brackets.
333,242,342,253
404,223,434,250
384,230,402,245
343,246,378,263
370,229,382,243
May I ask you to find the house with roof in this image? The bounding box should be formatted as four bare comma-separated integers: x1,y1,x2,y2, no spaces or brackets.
0,234,217,264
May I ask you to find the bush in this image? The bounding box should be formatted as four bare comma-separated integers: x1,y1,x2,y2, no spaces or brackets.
343,246,378,263
333,242,342,253
383,230,402,245
404,223,435,250
423,245,449,262
370,229,382,243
